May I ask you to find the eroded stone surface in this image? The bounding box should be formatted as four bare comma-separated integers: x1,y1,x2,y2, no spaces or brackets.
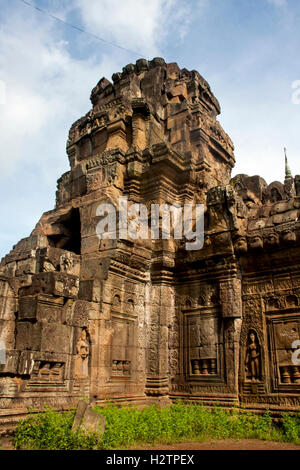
0,59,299,424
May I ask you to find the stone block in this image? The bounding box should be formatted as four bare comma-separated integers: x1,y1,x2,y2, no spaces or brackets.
72,399,88,431
81,236,100,255
220,279,242,318
127,161,143,178
11,275,33,294
40,324,72,354
80,408,106,435
15,322,42,351
61,299,74,325
0,320,15,350
0,350,19,374
0,278,9,297
72,300,90,327
79,279,101,303
86,169,103,193
15,258,36,276
18,295,41,321
72,401,106,436
36,247,81,276
18,294,63,322
71,175,87,199
80,257,109,281
16,322,71,354
4,249,36,265
18,351,35,375
272,210,298,225
86,302,100,320
31,272,79,299
0,294,16,321
1,262,16,277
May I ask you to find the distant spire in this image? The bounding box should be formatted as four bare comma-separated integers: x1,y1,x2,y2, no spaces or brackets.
284,147,293,182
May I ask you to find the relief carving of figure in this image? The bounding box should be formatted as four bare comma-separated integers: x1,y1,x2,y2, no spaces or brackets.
60,253,73,272
75,330,89,378
245,330,261,382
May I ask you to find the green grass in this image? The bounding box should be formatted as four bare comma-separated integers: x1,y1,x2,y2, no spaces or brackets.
13,401,300,450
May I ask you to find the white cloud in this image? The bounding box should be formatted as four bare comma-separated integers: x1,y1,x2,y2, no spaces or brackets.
74,0,191,58
0,10,118,178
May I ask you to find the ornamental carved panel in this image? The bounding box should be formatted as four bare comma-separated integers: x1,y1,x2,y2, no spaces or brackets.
182,308,224,383
110,315,136,380
267,312,300,392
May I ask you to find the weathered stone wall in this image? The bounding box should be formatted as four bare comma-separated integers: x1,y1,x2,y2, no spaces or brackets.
0,58,299,431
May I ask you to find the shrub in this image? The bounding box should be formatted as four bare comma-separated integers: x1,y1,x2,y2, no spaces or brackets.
13,401,300,450
281,413,300,444
14,406,101,450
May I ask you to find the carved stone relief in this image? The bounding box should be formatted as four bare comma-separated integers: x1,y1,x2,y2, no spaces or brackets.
75,330,90,379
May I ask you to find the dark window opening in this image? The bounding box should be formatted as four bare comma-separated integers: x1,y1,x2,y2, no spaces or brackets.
47,208,81,255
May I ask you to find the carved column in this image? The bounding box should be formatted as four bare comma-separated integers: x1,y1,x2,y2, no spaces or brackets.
145,284,174,398
219,277,242,395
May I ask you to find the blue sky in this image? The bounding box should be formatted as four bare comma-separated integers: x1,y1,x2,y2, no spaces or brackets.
0,0,299,258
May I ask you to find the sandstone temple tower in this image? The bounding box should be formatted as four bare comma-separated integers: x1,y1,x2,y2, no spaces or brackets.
0,58,299,429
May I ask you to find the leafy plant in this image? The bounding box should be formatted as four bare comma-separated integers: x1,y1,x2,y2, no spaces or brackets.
14,406,102,450
281,412,300,444
13,401,300,450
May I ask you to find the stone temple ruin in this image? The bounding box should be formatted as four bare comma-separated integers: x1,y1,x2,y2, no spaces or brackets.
0,58,299,431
